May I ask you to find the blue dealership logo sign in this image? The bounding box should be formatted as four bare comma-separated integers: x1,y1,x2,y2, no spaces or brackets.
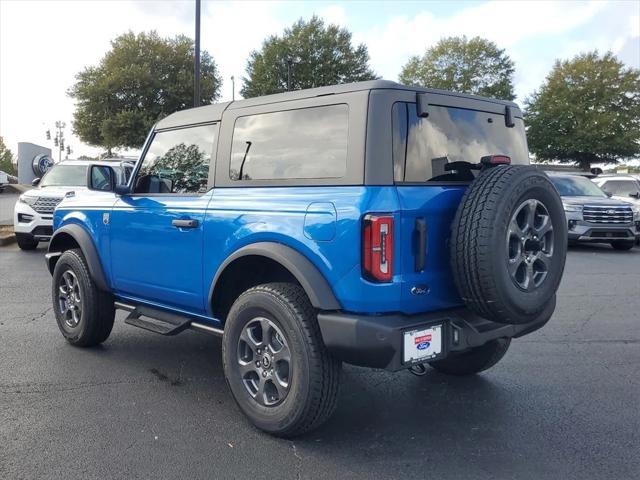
32,154,54,177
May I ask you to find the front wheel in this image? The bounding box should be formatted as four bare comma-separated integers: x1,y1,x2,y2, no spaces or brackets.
428,338,511,376
611,241,634,251
52,249,115,347
16,233,38,250
222,283,341,438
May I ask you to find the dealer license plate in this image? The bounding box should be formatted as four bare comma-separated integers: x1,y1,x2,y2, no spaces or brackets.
403,325,443,363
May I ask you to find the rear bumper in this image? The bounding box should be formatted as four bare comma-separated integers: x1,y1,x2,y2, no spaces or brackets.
317,308,549,371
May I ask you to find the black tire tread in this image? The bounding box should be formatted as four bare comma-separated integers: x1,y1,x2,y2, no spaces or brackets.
450,165,565,323
429,338,511,376
16,233,38,250
611,241,634,251
226,282,340,437
52,249,115,347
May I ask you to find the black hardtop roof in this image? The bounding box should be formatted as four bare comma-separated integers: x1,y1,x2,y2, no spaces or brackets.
155,80,521,130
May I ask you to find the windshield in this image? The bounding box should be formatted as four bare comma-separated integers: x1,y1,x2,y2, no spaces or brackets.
550,176,607,197
40,165,87,187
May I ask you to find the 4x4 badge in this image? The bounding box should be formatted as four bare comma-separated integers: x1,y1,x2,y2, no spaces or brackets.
103,213,110,225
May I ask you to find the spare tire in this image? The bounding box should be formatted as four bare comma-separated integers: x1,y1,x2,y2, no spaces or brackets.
450,165,567,325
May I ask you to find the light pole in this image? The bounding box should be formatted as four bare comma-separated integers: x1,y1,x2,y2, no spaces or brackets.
49,121,66,163
286,58,293,91
285,56,301,91
194,0,201,107
231,75,235,101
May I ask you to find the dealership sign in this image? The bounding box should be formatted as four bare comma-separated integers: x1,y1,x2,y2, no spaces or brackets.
32,154,54,177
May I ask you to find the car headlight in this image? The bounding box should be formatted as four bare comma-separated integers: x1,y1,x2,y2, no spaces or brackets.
562,203,583,213
18,194,38,206
633,205,640,221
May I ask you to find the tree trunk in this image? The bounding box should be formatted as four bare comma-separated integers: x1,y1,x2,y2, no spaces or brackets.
578,159,591,172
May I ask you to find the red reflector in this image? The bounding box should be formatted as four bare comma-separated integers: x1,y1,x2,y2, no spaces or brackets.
362,214,394,282
481,154,511,165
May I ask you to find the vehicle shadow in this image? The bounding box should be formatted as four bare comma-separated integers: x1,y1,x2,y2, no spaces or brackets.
76,323,516,458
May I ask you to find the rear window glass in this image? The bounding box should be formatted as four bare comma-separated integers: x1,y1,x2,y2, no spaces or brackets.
230,104,348,181
392,103,529,183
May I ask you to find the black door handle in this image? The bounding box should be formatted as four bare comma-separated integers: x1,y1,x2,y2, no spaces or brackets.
415,218,427,272
172,219,199,229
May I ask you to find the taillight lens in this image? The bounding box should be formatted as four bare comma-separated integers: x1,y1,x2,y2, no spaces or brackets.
362,214,394,282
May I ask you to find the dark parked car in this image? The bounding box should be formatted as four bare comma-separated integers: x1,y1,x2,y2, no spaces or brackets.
549,174,640,250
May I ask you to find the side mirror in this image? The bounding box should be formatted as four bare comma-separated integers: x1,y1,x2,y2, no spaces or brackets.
115,183,131,195
605,191,613,198
87,164,116,192
630,192,640,199
32,177,40,186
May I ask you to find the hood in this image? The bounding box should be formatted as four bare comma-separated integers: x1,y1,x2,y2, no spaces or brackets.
26,185,87,198
561,196,633,207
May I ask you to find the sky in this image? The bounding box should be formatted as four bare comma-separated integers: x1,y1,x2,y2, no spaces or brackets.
0,0,639,159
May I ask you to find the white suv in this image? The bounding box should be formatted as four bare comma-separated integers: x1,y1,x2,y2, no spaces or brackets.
593,175,640,205
14,159,132,250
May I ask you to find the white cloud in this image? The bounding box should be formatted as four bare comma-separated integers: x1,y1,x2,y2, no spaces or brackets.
0,0,284,158
316,5,348,27
358,1,607,86
1,0,638,159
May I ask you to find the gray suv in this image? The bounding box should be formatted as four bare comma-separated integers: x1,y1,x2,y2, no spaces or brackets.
549,174,640,250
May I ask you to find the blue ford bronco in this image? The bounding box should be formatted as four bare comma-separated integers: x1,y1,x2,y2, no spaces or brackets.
47,80,567,437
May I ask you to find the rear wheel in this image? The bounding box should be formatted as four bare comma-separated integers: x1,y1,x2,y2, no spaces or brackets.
611,240,634,251
450,166,567,325
428,338,511,376
222,282,341,438
16,233,38,250
52,249,115,347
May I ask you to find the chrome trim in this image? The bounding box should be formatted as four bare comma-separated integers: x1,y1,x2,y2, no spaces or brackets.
583,205,633,224
191,321,223,336
114,301,135,312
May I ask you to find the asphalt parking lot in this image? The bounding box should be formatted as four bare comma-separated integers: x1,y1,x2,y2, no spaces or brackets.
1,243,638,480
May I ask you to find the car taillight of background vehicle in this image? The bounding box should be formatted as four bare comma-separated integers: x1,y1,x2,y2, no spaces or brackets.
362,214,394,282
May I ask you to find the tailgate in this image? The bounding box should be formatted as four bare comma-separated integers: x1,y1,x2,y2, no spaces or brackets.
396,185,466,314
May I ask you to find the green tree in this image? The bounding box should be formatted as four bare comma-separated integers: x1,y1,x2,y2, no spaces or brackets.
0,136,17,176
525,52,640,170
241,16,378,98
399,36,515,100
69,31,221,152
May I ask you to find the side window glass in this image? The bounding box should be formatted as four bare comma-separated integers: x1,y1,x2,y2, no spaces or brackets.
135,124,216,194
602,181,633,195
229,105,348,181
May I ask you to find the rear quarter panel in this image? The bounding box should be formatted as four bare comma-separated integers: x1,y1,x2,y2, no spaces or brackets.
203,186,403,314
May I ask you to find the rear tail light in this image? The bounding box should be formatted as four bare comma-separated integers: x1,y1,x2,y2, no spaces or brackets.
480,155,511,166
362,214,394,282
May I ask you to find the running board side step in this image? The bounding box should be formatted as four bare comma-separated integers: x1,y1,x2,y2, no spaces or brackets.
115,302,223,337
124,305,192,335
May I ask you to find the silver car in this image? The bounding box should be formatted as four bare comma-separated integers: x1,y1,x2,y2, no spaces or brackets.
549,174,640,250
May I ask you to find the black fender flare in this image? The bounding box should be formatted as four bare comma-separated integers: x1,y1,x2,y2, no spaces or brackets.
209,242,341,311
46,224,109,291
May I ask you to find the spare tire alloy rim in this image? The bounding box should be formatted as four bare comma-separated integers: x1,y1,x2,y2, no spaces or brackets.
506,199,554,291
58,270,82,328
237,317,291,406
